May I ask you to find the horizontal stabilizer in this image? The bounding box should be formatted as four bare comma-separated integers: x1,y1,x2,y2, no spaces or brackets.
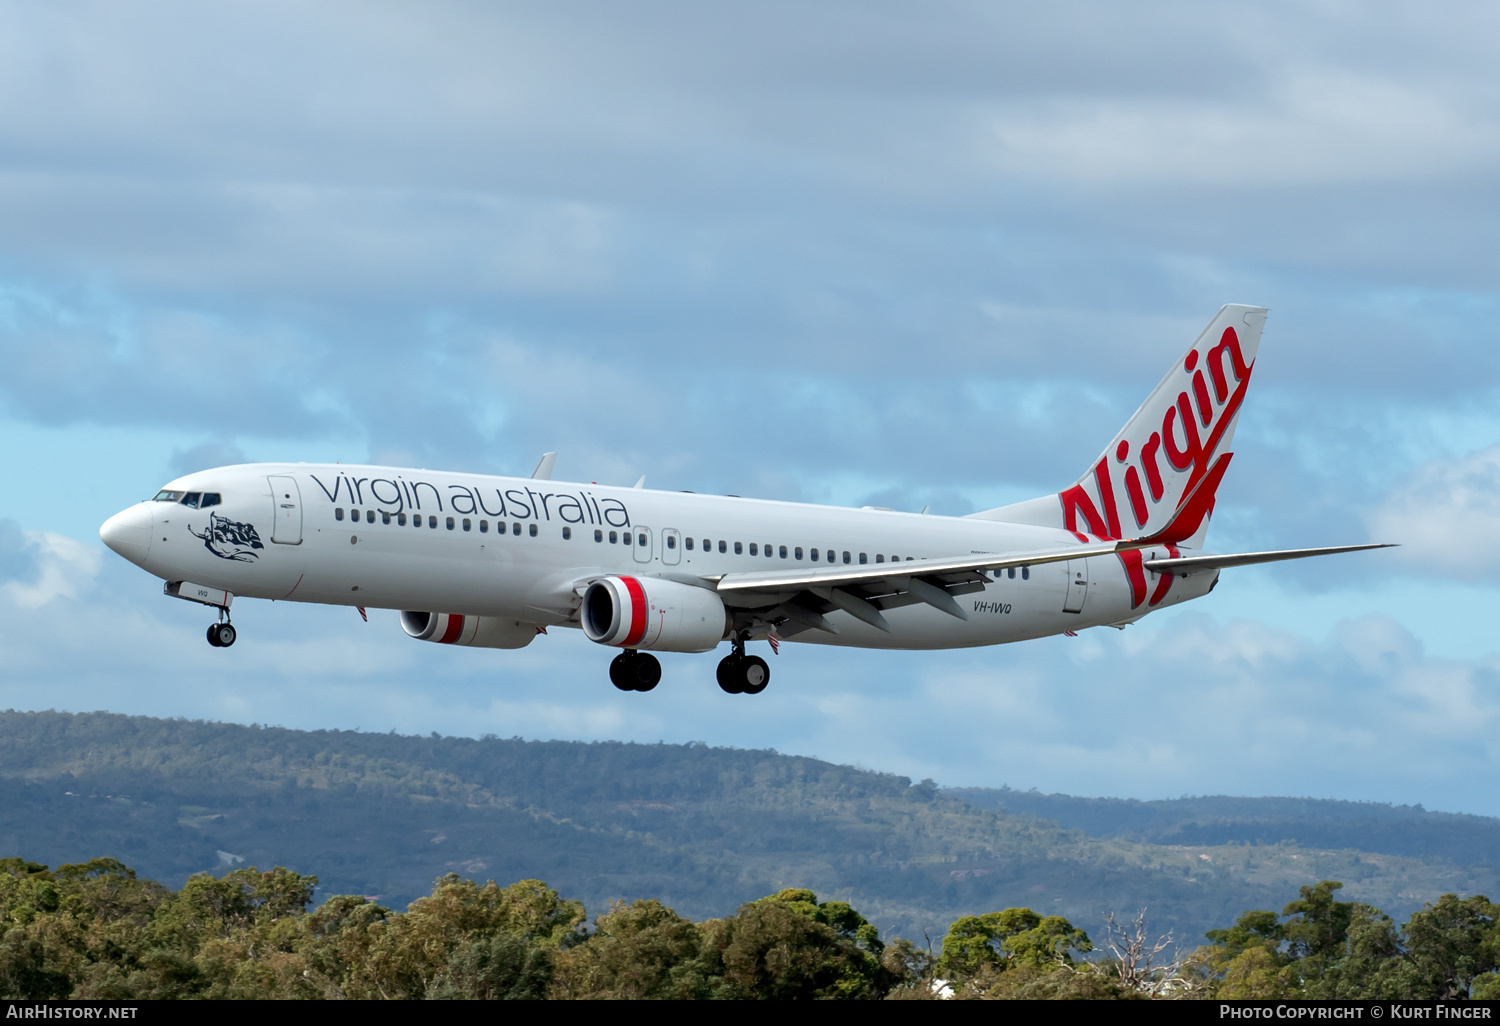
1144,543,1396,577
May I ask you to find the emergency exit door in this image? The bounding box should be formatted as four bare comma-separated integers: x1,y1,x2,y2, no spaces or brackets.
1063,558,1089,613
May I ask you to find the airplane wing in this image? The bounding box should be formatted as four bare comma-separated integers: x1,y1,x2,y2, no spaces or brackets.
711,538,1135,634
709,455,1392,636
1143,543,1395,576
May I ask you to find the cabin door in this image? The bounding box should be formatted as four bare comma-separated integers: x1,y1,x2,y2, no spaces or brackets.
632,527,653,563
268,476,303,545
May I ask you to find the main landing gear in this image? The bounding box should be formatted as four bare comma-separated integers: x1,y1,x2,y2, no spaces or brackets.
610,650,661,692
604,637,771,695
717,637,769,695
206,608,236,648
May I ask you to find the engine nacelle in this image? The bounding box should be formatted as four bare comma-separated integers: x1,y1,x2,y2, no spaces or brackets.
399,611,538,649
581,576,728,653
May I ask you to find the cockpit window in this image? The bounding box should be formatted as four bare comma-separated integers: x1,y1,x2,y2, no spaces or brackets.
201,493,222,508
181,492,203,508
153,490,185,502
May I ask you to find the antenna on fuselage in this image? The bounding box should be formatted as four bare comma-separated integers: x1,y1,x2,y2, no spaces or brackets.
530,452,557,480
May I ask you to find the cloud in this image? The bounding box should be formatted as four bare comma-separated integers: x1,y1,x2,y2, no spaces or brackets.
0,526,99,609
1368,445,1500,580
0,520,40,584
0,0,1495,816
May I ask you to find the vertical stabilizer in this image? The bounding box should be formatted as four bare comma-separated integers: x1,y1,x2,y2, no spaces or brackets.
970,304,1266,549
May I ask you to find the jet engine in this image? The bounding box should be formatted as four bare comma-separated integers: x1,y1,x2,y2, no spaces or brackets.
581,576,728,653
399,611,538,649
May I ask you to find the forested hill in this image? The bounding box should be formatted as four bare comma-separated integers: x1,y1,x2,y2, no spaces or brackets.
0,710,1494,945
947,788,1500,866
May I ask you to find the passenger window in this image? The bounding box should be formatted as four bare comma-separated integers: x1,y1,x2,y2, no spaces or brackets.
381,511,391,525
201,493,221,508
718,540,726,553
529,523,538,537
685,537,694,550
335,508,345,521
429,516,438,529
351,509,361,521
859,553,867,564
749,543,758,556
1008,567,1015,579
367,510,375,524
875,554,884,563
667,535,676,549
843,551,851,564
563,526,572,540
480,519,488,533
734,542,743,555
609,530,618,544
827,549,836,563
513,522,521,536
446,517,455,530
594,529,603,542
398,512,407,526
636,532,645,546
779,545,787,558
181,492,201,508
463,518,472,532
906,556,914,561
1022,567,1030,580
810,548,819,561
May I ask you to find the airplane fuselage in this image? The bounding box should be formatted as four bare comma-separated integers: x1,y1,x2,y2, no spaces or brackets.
101,461,1216,652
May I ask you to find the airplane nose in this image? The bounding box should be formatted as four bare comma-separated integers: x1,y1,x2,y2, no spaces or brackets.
100,503,153,563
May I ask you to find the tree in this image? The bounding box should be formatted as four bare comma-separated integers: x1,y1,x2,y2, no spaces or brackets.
360,876,584,999
936,907,1093,998
551,898,715,999
1101,910,1187,997
706,889,888,999
1395,893,1499,1000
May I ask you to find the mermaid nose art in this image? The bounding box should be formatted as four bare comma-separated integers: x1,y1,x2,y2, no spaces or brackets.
100,503,153,563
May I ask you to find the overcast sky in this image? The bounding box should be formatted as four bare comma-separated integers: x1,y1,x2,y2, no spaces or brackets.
2,1,1497,815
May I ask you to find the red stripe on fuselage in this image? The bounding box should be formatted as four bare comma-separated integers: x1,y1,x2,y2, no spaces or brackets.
440,615,465,644
621,577,647,648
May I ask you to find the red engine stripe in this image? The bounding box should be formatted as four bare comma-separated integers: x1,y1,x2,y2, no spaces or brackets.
439,614,465,644
621,577,648,647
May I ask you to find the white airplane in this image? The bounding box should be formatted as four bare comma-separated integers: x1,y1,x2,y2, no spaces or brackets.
100,305,1388,695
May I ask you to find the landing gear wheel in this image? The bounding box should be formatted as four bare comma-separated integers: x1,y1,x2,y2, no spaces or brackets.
207,624,223,647
217,623,236,647
610,651,661,692
740,655,769,694
716,655,744,694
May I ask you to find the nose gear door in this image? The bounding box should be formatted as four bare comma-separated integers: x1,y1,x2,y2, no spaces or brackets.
269,476,303,544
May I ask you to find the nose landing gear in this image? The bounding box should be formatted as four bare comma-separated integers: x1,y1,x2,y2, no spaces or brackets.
716,636,769,695
206,608,236,648
610,650,661,692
